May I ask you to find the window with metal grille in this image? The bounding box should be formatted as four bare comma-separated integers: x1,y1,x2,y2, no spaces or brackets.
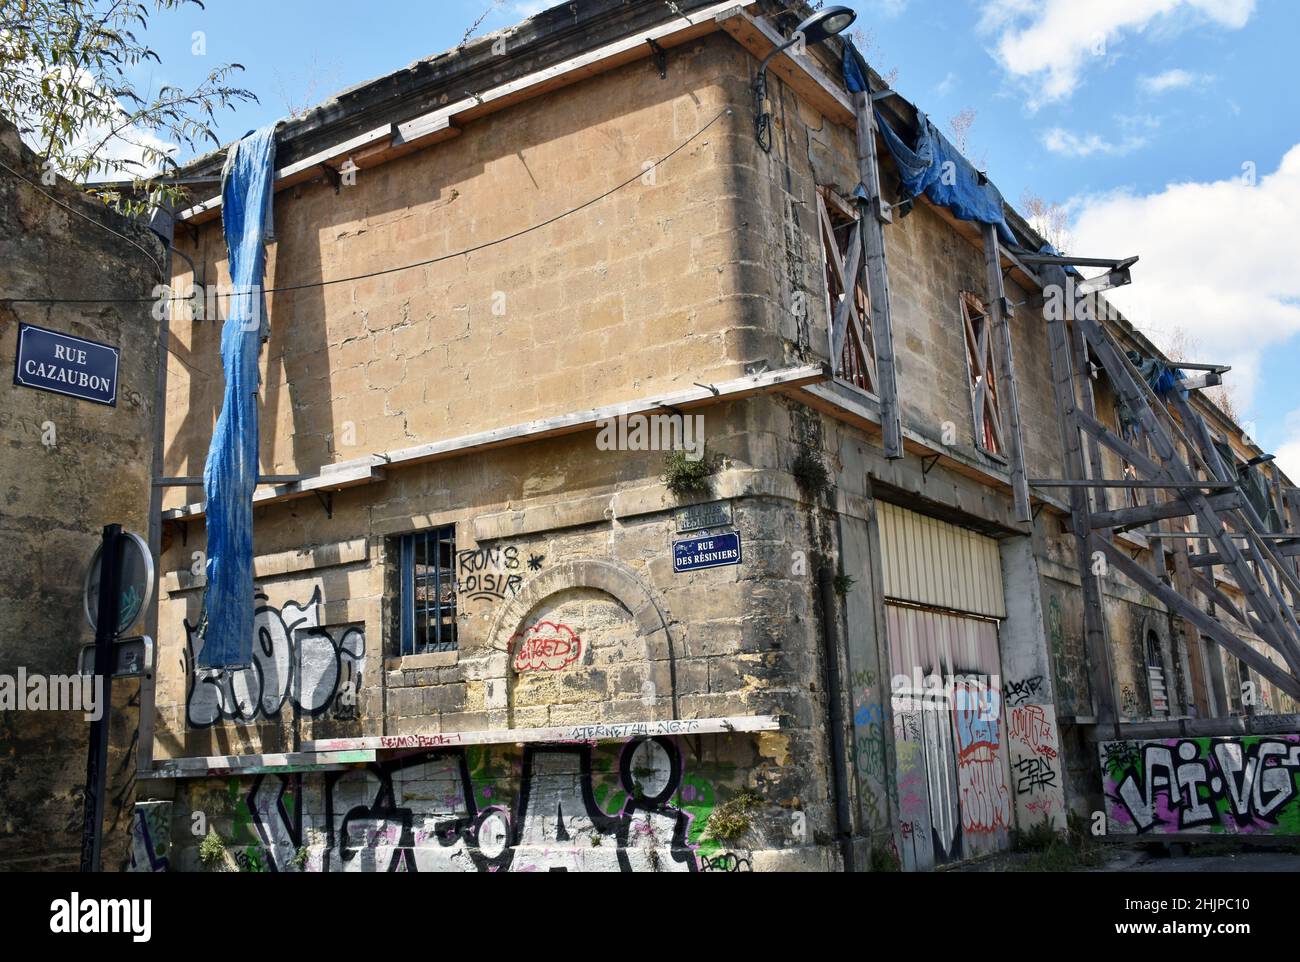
398,526,458,655
960,291,1004,456
816,187,878,395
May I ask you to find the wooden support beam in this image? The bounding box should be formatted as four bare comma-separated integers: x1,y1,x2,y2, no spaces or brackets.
853,90,903,459
1041,265,1118,723
1077,314,1300,674
714,7,855,125
1089,492,1240,532
1068,300,1109,517
983,222,1030,523
1094,536,1300,701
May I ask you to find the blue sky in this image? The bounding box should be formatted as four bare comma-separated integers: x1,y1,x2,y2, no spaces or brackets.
128,0,1300,474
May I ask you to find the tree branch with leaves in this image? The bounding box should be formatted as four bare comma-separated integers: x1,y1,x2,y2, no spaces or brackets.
0,0,257,214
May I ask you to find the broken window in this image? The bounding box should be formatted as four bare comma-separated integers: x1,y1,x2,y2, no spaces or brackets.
816,188,878,395
398,525,458,655
960,291,1004,456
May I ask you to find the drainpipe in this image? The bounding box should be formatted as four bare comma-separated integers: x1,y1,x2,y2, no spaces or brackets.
817,565,856,872
139,206,183,776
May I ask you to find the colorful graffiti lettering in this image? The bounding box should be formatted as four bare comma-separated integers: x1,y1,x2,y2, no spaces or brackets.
185,588,365,729
1101,735,1300,835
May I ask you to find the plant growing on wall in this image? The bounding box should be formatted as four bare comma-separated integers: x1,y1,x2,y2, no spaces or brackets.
791,447,832,499
0,0,256,214
662,447,722,498
197,830,227,870
701,789,763,843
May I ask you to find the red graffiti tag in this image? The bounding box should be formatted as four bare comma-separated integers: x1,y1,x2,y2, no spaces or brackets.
1010,705,1058,760
511,621,581,672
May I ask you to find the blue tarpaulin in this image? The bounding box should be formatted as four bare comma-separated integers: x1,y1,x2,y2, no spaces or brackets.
197,126,277,669
842,42,1015,246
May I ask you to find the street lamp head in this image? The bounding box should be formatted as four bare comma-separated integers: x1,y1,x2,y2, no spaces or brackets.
752,5,859,154
795,5,857,47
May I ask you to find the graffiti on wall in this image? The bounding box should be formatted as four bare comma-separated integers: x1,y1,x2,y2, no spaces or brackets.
457,547,524,604
164,736,740,872
185,588,365,728
510,621,581,673
1101,735,1300,835
953,679,1011,835
128,801,172,873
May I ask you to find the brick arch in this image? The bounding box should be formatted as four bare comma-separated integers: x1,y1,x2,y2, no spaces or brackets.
487,559,678,717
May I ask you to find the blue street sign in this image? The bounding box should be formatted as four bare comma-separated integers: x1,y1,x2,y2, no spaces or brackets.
673,531,742,573
13,323,119,406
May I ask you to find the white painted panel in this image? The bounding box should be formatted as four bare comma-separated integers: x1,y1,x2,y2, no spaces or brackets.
877,502,1006,618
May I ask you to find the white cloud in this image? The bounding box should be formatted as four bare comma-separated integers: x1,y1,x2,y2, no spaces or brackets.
1068,144,1300,417
979,0,1254,107
1276,411,1300,480
935,72,958,96
1042,127,1149,157
863,0,911,17
1139,68,1214,93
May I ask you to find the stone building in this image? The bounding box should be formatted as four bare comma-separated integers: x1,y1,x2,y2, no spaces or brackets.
0,117,165,870
129,0,1298,871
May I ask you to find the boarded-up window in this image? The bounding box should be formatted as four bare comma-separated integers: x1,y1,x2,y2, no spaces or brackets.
961,292,1004,455
1146,630,1169,718
817,188,878,394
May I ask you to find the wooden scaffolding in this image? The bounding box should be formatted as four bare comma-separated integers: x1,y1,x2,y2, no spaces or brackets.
1030,257,1300,721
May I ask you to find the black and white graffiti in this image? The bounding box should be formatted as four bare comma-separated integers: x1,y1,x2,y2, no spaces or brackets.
185,587,365,728
240,736,698,872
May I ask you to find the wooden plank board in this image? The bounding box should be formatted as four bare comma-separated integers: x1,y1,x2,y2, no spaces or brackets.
714,7,855,125
178,124,400,224
304,714,781,753
160,364,828,522
148,749,375,779
853,91,903,459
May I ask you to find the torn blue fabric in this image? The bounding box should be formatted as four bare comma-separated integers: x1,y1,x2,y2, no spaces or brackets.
873,106,1016,246
197,125,277,669
1128,351,1188,400
839,41,1014,245
842,39,868,95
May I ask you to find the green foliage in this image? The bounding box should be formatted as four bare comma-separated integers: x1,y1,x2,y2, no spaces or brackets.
290,845,310,869
197,830,226,868
662,447,721,498
869,844,900,872
1012,812,1106,871
832,573,856,596
791,448,831,498
0,0,257,214
701,789,763,843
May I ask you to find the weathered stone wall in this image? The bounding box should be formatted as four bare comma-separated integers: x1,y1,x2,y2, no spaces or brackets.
0,118,164,869
161,36,760,505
